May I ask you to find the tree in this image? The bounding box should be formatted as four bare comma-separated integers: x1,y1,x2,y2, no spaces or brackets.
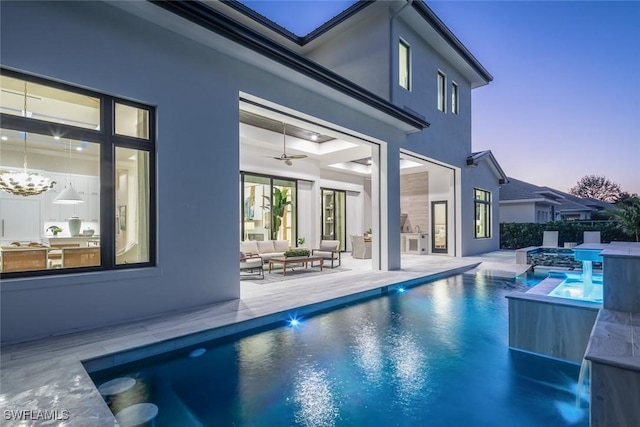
616,191,639,204
610,197,640,242
568,175,621,202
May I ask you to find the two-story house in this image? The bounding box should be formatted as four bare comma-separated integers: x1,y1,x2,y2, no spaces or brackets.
0,0,507,342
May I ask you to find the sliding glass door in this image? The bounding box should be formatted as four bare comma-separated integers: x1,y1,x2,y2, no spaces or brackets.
321,188,346,251
241,173,297,247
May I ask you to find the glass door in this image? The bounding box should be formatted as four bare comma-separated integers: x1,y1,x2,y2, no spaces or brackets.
431,201,448,254
321,188,346,251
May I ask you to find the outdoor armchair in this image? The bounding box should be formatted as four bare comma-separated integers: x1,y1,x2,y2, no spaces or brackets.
311,240,341,268
240,252,264,280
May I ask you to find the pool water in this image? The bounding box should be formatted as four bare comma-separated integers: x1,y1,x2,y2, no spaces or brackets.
91,275,588,426
548,274,604,303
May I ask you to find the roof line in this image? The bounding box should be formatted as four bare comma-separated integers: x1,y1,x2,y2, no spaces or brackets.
303,1,374,45
221,0,302,43
221,1,373,46
411,1,493,83
467,150,508,184
149,0,430,131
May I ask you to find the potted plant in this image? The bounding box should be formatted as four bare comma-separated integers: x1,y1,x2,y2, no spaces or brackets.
365,228,372,237
47,225,62,236
297,237,306,247
283,248,310,257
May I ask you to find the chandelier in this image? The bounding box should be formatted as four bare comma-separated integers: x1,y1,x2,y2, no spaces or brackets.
0,82,54,197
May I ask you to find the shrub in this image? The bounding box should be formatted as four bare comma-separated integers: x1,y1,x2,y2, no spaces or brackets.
500,221,631,249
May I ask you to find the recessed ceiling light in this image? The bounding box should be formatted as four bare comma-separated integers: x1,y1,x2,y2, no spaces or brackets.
54,136,60,140
310,134,318,141
366,159,372,165
1,136,7,141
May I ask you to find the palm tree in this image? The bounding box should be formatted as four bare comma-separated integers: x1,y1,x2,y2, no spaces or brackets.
611,197,640,242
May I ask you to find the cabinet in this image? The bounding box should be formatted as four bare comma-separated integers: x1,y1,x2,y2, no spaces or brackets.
0,198,42,244
401,233,428,255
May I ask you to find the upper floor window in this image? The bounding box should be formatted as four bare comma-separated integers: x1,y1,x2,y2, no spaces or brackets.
399,39,411,90
474,189,491,239
451,82,459,115
0,69,156,277
437,71,446,112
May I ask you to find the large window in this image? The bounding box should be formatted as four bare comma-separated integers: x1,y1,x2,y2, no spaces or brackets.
241,173,297,247
399,39,411,90
474,189,491,239
0,69,155,276
437,71,446,112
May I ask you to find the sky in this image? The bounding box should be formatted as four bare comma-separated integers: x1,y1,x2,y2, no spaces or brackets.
242,1,640,195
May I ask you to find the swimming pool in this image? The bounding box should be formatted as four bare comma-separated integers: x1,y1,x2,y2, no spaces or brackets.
90,274,588,426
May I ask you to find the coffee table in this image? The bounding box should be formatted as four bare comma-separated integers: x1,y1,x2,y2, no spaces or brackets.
268,256,324,276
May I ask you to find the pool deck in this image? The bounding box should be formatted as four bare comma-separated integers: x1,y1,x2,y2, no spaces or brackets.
0,251,526,426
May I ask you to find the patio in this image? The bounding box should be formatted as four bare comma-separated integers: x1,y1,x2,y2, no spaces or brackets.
0,251,527,426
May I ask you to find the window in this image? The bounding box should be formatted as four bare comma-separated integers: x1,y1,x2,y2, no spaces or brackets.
241,173,297,248
437,71,446,112
0,69,156,276
474,189,491,238
399,39,411,90
451,82,459,114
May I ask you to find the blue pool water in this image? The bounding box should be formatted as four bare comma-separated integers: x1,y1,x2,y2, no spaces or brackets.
91,274,588,426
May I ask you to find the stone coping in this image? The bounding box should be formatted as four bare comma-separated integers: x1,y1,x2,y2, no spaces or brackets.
585,308,640,372
601,242,640,258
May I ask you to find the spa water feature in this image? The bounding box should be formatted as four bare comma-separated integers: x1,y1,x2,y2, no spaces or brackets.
547,246,604,303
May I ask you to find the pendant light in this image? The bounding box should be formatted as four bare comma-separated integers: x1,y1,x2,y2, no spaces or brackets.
0,82,54,196
54,138,84,204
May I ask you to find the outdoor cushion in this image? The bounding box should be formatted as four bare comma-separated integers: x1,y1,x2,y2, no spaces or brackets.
274,240,289,252
240,240,259,254
257,240,275,254
314,250,338,259
320,241,339,251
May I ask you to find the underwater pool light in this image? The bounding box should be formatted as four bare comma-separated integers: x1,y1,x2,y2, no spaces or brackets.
398,287,406,293
289,317,301,327
189,348,206,358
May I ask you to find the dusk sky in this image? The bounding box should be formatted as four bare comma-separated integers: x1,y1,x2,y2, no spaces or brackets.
243,1,640,195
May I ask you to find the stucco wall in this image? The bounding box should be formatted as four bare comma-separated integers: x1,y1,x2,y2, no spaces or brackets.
0,0,499,342
306,7,390,101
394,18,473,167
460,162,502,256
500,203,536,223
0,1,407,343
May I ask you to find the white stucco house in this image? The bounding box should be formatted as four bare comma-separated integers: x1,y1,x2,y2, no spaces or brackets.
0,0,506,343
500,177,613,223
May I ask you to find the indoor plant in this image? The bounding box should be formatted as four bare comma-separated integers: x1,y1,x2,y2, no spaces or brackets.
263,187,292,240
47,225,62,236
297,237,306,247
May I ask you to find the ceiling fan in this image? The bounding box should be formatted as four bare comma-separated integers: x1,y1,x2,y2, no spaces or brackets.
272,122,307,166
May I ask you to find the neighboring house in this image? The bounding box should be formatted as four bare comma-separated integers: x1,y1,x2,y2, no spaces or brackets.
499,177,613,223
0,1,506,342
